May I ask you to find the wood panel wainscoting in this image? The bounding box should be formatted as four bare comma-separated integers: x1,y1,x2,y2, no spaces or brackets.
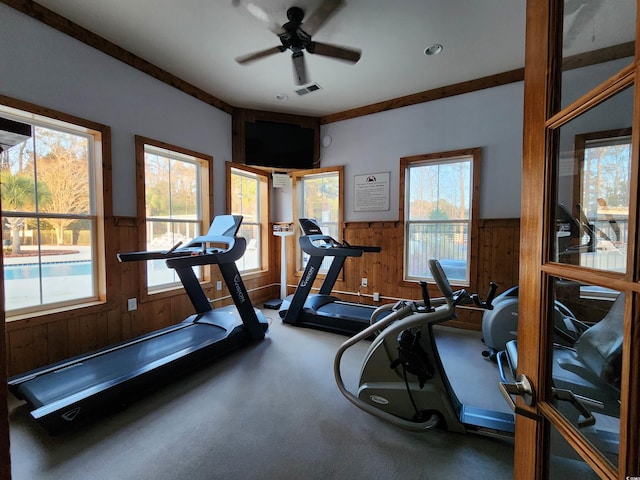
6,217,517,376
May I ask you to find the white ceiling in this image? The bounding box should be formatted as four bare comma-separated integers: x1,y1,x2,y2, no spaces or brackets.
30,0,632,117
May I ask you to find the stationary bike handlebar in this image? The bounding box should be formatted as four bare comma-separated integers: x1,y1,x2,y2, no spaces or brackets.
470,282,498,309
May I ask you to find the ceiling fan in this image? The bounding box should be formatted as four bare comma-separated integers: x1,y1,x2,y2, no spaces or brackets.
233,0,361,85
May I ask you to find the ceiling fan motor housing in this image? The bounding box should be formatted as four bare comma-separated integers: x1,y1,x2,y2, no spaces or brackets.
286,6,305,23
280,6,310,52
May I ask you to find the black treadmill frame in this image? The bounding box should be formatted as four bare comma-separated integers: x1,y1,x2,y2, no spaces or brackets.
281,218,382,335
8,215,267,434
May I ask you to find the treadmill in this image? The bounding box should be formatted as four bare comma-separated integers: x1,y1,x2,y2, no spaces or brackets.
279,218,389,335
8,215,268,434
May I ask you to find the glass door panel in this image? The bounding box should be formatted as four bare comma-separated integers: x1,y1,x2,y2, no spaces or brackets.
551,85,633,274
560,0,635,110
548,275,623,469
515,1,638,478
549,422,604,479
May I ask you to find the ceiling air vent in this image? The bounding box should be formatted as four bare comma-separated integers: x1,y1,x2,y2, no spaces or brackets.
295,83,322,96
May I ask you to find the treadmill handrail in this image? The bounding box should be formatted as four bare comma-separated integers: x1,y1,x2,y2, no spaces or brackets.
165,237,246,268
299,234,380,257
117,236,239,263
117,214,243,263
117,247,213,263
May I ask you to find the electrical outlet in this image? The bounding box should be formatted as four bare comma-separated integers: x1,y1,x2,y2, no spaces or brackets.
216,280,222,291
127,298,137,311
361,277,368,287
373,292,380,302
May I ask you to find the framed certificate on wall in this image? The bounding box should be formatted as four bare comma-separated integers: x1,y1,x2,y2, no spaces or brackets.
354,172,390,212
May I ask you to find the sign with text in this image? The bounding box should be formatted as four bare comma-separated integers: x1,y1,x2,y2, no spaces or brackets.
354,172,390,212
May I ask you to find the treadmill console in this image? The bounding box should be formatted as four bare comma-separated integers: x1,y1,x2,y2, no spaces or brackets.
203,214,243,237
299,218,323,235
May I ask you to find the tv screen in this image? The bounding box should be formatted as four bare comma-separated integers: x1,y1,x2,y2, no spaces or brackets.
245,120,315,169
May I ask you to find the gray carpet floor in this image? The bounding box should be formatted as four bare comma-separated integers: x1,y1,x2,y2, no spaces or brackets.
9,311,515,480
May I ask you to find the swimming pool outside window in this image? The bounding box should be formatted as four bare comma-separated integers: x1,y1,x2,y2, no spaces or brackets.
1,107,102,314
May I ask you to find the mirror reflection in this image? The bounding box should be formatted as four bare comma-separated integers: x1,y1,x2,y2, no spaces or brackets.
561,0,635,109
550,276,622,467
552,86,632,274
549,420,602,479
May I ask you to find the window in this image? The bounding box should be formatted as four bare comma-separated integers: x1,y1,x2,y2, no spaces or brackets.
564,128,631,275
1,103,106,315
135,136,211,292
401,148,480,285
227,163,270,273
291,167,343,271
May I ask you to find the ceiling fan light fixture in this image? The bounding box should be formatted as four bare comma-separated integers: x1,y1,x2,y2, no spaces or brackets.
424,44,443,56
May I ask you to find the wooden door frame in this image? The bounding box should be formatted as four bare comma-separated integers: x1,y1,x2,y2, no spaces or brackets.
0,197,10,480
518,0,640,478
516,0,554,476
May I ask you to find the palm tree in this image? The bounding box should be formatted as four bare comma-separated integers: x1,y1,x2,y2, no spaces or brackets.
0,171,37,254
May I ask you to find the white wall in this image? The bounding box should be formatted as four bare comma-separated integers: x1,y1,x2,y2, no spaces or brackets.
3,4,529,225
274,82,525,223
272,56,633,224
0,5,231,217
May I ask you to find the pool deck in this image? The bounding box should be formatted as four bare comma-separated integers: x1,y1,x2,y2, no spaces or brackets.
3,245,92,266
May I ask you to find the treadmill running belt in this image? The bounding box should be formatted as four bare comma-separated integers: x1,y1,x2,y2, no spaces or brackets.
318,302,374,321
18,322,227,408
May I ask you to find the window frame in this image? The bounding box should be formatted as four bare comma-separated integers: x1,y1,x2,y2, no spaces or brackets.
291,166,344,274
399,148,481,287
1,95,112,321
225,162,270,275
134,135,212,300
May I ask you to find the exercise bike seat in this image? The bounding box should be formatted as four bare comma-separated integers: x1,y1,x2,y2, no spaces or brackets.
504,293,624,418
553,293,624,387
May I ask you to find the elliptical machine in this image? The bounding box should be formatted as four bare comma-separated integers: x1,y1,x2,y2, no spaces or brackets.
334,258,602,443
334,259,519,436
335,259,619,457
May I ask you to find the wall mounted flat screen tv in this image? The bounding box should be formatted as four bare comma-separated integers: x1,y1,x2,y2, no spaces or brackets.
245,120,315,169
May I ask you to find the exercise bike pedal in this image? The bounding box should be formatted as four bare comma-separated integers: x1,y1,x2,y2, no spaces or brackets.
482,349,498,362
413,410,440,426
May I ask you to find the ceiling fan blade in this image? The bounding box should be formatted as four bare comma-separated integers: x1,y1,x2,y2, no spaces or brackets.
235,46,285,64
563,0,604,48
307,42,361,63
291,52,308,85
233,1,285,35
299,0,344,38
